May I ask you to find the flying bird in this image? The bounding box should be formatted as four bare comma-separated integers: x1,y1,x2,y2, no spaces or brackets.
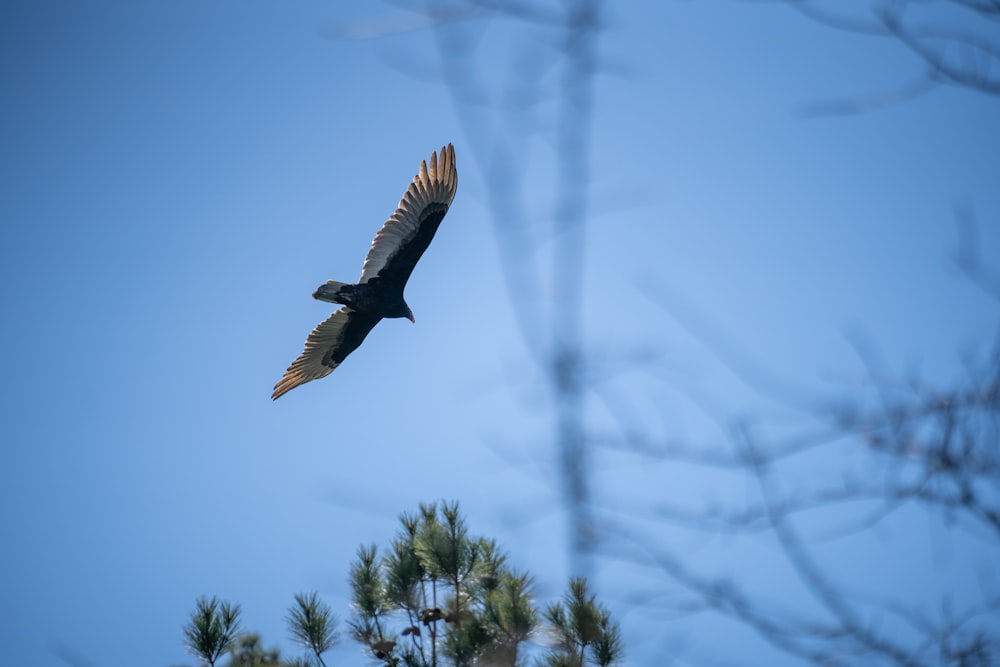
272,144,458,400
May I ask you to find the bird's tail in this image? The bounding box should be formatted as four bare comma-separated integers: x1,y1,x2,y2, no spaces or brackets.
312,280,353,304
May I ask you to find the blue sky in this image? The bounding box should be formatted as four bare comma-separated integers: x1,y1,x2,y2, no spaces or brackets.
1,1,998,666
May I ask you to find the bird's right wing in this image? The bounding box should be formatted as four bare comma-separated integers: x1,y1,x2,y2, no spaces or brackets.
272,308,381,400
358,144,458,286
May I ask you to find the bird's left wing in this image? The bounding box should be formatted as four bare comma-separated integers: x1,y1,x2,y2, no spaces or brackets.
359,144,458,286
272,308,381,400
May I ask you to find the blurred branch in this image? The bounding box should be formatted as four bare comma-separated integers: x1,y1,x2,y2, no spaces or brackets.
739,427,927,667
600,341,1000,663
340,0,606,576
798,77,939,118
878,2,1000,94
600,517,864,666
955,203,1000,301
339,2,1000,663
52,645,100,667
605,236,1000,663
745,0,1000,116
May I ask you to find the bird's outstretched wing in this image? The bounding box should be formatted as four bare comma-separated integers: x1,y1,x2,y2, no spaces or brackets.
359,144,458,287
272,308,381,400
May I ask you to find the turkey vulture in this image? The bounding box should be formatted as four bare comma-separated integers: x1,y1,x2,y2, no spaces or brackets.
272,144,458,400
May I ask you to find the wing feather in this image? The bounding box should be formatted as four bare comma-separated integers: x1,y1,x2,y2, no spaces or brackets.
272,308,381,399
359,144,458,284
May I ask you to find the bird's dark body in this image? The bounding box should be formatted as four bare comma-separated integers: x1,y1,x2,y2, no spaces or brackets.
372,204,448,286
313,281,405,318
312,205,449,320
322,311,379,368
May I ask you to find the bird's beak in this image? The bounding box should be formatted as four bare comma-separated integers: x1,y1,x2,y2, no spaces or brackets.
408,312,415,323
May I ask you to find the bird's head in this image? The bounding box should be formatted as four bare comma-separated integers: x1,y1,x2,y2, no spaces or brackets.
388,300,415,323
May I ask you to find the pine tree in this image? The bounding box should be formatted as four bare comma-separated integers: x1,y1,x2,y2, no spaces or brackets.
286,592,339,667
182,596,243,667
180,501,624,667
542,578,623,667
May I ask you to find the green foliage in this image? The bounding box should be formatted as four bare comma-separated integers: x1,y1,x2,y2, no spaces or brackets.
483,571,537,665
385,514,425,612
285,592,339,667
224,633,281,667
348,543,393,650
182,596,243,667
543,578,623,667
180,501,623,667
347,501,537,667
